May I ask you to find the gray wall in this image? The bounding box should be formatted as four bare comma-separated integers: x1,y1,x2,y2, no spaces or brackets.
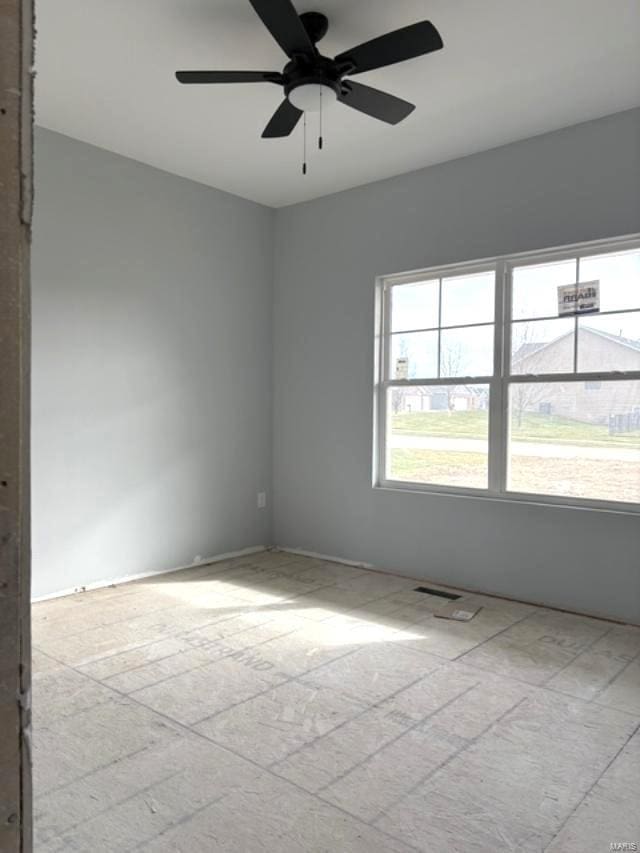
32,128,274,599
33,112,640,620
273,108,640,623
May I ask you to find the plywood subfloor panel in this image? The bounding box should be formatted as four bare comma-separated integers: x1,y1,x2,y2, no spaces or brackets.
32,552,640,852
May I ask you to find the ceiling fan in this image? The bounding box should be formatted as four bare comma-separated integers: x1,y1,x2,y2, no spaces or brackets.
175,0,443,139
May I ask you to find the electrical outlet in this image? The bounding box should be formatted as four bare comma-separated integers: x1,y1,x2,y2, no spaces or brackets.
257,491,267,509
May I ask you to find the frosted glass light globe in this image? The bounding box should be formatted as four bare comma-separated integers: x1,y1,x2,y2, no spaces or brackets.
288,84,337,112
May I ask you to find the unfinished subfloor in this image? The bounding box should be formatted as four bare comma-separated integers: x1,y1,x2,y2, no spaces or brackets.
33,550,640,852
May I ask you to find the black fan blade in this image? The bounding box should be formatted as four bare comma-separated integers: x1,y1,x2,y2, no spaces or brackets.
176,71,282,85
339,81,415,124
248,0,315,58
262,99,303,138
335,21,443,75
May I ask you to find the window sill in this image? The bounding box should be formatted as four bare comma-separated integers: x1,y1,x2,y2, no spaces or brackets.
374,480,640,516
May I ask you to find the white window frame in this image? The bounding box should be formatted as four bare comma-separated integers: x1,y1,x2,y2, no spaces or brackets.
373,233,640,514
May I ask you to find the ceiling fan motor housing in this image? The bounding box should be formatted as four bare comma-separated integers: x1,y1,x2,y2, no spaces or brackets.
299,11,329,44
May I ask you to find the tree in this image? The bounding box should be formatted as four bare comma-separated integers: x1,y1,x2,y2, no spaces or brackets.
511,323,549,427
512,382,549,429
440,343,463,413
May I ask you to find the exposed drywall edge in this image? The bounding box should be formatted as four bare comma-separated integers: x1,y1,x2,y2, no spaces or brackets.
276,546,637,627
0,0,34,848
31,545,268,602
275,546,374,569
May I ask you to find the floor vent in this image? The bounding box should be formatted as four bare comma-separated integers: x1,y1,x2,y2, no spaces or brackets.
414,586,461,601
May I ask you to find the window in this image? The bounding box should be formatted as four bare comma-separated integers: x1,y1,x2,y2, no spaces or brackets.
376,237,640,509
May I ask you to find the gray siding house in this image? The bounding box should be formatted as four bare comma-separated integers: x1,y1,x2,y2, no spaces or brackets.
513,326,640,425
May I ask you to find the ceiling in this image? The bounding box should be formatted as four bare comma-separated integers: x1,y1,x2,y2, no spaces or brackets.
35,0,640,208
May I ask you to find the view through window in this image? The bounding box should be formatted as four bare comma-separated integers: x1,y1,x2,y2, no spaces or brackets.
378,240,640,507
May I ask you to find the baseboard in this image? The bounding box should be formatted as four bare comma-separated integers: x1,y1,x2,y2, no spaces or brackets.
275,545,374,570
31,545,268,603
33,542,637,626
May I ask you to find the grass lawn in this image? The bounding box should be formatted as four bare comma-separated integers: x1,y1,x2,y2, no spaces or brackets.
391,410,640,449
390,449,488,489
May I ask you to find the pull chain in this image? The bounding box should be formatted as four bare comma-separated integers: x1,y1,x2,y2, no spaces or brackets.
319,87,323,150
302,112,307,175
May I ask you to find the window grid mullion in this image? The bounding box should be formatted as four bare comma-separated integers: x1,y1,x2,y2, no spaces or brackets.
506,370,640,384
390,319,497,335
379,284,392,481
437,277,442,378
383,284,391,382
384,376,494,388
573,257,580,373
503,259,515,497
511,306,640,325
491,260,509,494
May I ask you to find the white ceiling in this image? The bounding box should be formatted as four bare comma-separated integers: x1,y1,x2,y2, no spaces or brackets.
35,0,640,208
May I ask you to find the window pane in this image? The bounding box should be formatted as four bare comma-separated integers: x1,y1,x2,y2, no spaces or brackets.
440,271,494,327
507,381,640,503
511,318,575,375
387,385,489,488
512,259,577,320
440,325,494,377
391,280,439,332
390,331,438,379
579,249,640,313
578,311,640,372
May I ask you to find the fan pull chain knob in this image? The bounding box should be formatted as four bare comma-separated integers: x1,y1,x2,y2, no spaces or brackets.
302,111,308,176
318,87,323,150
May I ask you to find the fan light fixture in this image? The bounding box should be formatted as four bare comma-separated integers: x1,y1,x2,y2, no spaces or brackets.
288,83,337,113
